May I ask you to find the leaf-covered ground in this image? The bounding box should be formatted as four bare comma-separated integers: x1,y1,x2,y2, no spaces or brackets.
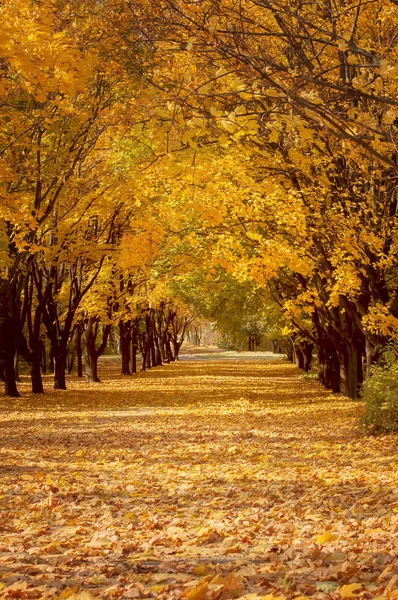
1,356,398,600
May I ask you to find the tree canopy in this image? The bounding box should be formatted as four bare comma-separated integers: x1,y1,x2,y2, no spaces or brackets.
0,0,397,399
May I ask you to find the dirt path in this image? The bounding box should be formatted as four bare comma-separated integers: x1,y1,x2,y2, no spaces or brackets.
0,359,398,599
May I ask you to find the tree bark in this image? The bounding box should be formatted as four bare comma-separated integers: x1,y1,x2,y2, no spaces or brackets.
54,351,67,390
120,321,131,375
1,308,20,397
131,320,139,374
31,357,44,394
301,342,314,372
337,341,363,399
40,340,47,373
76,326,83,377
318,338,340,393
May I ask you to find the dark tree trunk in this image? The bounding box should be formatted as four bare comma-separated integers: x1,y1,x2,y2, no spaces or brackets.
76,327,83,377
318,338,340,393
293,345,304,369
165,336,175,362
54,352,67,390
337,341,363,399
68,350,75,374
131,321,138,374
48,347,54,373
173,340,182,359
286,338,294,362
1,310,20,397
83,319,110,383
144,341,151,369
14,352,21,382
154,335,162,366
150,336,156,367
4,345,20,397
31,357,44,394
364,333,386,376
301,342,314,372
120,321,131,375
40,340,47,373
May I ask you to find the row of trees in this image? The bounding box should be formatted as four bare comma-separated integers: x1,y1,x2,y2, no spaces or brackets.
1,0,397,399
0,1,196,397
134,0,398,398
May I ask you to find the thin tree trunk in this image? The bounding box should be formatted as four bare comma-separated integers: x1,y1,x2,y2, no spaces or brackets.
131,322,138,374
76,327,83,377
40,340,47,373
120,321,131,375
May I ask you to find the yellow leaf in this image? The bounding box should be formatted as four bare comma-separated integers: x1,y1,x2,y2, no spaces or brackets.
218,134,230,147
265,88,282,97
184,582,209,600
192,564,210,576
209,574,224,585
315,531,338,544
268,130,279,143
339,584,362,599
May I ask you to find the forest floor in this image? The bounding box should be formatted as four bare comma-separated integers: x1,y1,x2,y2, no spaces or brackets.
1,353,398,600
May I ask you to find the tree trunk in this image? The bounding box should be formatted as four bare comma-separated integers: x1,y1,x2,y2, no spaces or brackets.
337,342,363,399
131,322,138,374
4,345,20,397
68,349,75,374
173,340,182,359
165,336,175,361
85,347,100,383
120,321,131,375
154,334,162,366
293,345,304,369
1,311,20,397
286,338,294,362
150,336,156,367
364,333,385,375
14,352,21,382
48,347,54,373
76,327,83,377
31,357,44,394
83,319,101,383
301,342,314,372
54,352,67,390
318,338,340,393
40,340,47,373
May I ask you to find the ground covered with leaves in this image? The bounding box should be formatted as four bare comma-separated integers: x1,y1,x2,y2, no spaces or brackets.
1,356,398,600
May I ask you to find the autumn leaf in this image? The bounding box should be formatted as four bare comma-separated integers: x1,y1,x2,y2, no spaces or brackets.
339,584,362,598
316,531,339,544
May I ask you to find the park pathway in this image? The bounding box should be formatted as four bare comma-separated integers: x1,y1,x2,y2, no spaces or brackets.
0,356,398,599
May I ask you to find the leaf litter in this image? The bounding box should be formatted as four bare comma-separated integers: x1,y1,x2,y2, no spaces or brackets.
0,358,398,599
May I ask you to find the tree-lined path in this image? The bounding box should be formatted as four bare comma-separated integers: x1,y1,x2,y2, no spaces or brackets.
1,356,397,599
